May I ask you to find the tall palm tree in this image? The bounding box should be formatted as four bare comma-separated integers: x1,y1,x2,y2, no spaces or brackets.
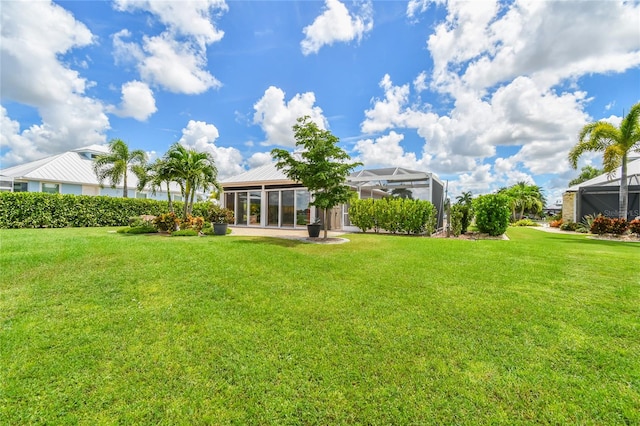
501,182,545,220
166,143,220,219
569,102,640,219
93,138,147,198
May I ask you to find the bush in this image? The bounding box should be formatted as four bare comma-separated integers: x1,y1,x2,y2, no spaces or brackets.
181,214,205,232
449,204,464,237
117,225,158,234
609,218,629,235
206,203,235,224
349,198,437,235
171,229,199,237
472,194,511,236
590,215,612,235
512,219,538,227
560,221,578,231
629,219,640,235
549,219,563,228
0,192,183,228
154,212,180,232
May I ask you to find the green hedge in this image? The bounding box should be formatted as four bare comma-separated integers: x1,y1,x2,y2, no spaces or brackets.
349,198,438,235
472,193,511,236
0,192,209,229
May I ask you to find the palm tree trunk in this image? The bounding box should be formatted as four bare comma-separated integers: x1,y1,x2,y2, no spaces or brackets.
183,181,191,220
165,181,174,213
619,153,628,219
189,186,196,216
123,171,128,198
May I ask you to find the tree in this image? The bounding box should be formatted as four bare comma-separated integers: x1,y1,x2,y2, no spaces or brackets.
500,182,545,221
135,158,178,213
271,116,362,239
568,165,603,187
568,102,640,219
391,188,413,199
93,138,147,198
166,143,220,220
454,191,473,233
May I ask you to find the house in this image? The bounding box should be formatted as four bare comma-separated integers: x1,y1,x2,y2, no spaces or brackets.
563,157,640,222
220,156,445,231
0,145,183,200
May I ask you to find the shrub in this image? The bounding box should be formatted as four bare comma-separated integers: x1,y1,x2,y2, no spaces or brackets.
609,218,629,235
549,219,563,228
117,225,158,234
512,219,538,227
154,212,180,232
473,194,511,236
181,214,205,232
449,204,464,237
207,203,235,224
349,198,437,235
629,219,640,235
171,229,199,237
590,215,612,235
560,221,578,231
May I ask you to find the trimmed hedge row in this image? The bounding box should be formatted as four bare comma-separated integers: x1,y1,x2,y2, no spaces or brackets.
349,198,438,235
0,192,209,229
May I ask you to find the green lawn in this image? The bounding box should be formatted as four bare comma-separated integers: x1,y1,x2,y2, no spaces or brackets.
1,227,638,424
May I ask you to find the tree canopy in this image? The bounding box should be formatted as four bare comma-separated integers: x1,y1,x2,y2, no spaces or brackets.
271,116,362,239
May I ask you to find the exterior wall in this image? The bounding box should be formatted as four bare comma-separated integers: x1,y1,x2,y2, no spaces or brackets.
100,187,136,197
562,192,576,222
28,181,40,192
61,183,82,195
82,185,100,196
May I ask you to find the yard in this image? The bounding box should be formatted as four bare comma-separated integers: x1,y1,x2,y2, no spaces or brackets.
1,227,638,424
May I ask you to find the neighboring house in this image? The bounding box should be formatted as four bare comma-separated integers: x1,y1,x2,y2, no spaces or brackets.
0,145,183,201
220,157,445,231
562,157,640,222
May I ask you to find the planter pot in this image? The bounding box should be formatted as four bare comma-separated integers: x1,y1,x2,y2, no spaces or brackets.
213,223,228,236
307,223,321,238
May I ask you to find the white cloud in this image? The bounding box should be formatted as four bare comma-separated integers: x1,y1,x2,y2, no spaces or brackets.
112,0,227,94
253,86,327,147
110,81,157,121
177,120,245,179
0,1,109,165
301,0,373,55
354,131,421,170
247,152,274,169
413,71,428,93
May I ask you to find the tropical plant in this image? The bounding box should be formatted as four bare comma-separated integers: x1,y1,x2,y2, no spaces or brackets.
166,144,220,220
93,138,147,198
590,215,612,235
629,219,640,235
207,203,234,224
568,165,603,186
271,116,362,240
153,212,180,232
391,188,413,199
500,182,546,221
569,102,640,219
454,191,473,233
136,158,179,213
449,204,464,236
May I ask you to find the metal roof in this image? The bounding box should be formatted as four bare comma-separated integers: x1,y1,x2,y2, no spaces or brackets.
567,158,640,191
347,167,441,189
220,162,294,186
0,145,182,192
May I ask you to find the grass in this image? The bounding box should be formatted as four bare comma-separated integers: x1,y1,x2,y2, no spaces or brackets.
1,227,639,424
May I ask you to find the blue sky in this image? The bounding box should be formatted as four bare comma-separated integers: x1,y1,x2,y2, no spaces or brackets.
1,0,639,203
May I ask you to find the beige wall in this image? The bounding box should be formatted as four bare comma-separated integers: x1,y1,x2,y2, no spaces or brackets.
562,192,576,222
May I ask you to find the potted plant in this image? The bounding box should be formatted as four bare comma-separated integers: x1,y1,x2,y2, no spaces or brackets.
307,218,321,238
207,203,234,235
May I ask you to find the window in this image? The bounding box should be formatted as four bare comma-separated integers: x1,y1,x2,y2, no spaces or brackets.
42,183,59,194
281,190,294,226
295,190,310,226
136,192,147,199
249,191,261,225
267,191,279,226
14,182,28,192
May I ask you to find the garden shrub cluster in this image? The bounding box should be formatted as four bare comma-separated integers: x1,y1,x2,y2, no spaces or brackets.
349,198,438,235
448,204,464,237
0,192,210,229
512,219,538,227
472,194,511,236
589,215,634,235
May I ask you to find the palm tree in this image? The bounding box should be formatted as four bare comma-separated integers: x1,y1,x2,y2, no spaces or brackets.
501,182,545,220
166,143,220,219
135,158,178,213
455,191,473,233
93,138,147,198
569,102,640,219
391,188,413,199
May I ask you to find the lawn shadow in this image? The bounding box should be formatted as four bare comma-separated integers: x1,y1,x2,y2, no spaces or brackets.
232,236,307,248
549,233,640,248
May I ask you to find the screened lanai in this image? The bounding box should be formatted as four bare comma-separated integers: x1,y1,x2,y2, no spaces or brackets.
345,167,445,230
